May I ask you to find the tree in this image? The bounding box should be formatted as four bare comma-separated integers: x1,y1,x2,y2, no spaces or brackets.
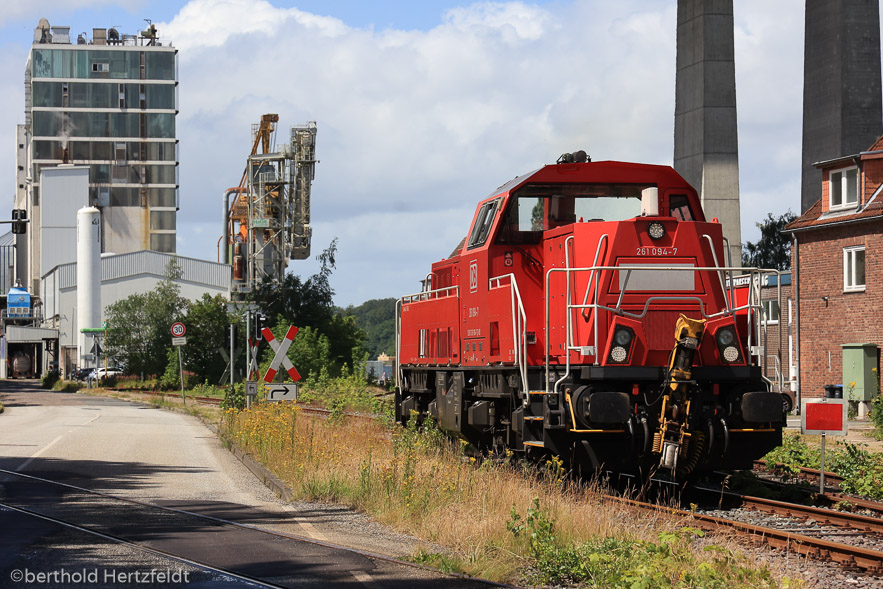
251,239,366,375
341,298,397,358
741,211,797,270
181,293,238,384
105,260,187,376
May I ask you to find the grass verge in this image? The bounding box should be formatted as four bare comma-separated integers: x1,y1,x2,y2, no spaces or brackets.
763,431,883,499
222,400,795,587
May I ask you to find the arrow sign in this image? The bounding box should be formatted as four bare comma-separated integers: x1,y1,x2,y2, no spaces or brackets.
262,325,301,383
266,383,299,402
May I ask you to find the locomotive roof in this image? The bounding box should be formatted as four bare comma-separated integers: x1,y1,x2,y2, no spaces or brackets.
483,160,695,200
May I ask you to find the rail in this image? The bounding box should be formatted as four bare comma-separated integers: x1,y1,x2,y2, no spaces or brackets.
544,263,784,395
489,274,528,400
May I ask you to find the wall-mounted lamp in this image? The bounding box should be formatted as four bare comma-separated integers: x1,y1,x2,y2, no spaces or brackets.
821,296,829,307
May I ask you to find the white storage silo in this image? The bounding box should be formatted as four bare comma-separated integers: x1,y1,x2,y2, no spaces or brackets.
77,207,101,368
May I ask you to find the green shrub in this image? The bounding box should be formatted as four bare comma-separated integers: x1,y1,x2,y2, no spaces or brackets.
52,380,84,392
221,382,245,410
827,442,883,499
761,432,818,478
870,394,883,435
506,499,779,587
41,370,60,389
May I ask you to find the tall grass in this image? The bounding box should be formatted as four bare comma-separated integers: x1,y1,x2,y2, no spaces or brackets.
222,400,789,586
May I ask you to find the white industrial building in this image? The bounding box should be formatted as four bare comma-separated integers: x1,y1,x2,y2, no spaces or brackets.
41,250,231,377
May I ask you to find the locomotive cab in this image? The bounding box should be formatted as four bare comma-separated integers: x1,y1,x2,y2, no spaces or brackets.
397,156,785,479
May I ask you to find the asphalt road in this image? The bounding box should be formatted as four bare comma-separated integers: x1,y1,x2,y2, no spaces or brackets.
0,381,492,588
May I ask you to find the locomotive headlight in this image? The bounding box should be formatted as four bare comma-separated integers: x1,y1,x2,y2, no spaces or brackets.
609,326,634,363
715,327,741,363
610,346,628,363
722,346,740,362
647,222,665,240
716,328,735,346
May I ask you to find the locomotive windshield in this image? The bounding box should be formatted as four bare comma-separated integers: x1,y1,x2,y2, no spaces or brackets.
496,183,650,244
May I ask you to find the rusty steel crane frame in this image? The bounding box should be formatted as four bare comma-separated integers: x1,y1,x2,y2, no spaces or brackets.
222,114,316,298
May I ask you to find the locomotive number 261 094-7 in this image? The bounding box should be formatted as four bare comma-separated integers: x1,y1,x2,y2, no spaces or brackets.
636,247,677,256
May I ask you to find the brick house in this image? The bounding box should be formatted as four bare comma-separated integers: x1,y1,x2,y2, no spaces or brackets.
786,136,883,413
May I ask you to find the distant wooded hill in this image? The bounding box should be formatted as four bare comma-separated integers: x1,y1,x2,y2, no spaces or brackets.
339,297,396,359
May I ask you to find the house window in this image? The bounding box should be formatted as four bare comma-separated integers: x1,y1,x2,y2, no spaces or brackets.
830,167,858,210
761,300,779,325
844,246,866,292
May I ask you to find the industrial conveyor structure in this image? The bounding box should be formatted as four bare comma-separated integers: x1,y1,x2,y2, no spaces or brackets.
224,115,317,297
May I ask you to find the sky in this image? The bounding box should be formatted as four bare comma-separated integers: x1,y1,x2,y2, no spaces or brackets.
0,1,815,307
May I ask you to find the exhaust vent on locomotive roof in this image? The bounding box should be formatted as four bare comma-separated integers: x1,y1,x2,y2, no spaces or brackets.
640,187,659,217
556,150,590,164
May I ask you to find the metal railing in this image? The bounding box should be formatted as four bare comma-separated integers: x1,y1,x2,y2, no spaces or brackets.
544,261,784,395
396,284,460,386
489,274,528,399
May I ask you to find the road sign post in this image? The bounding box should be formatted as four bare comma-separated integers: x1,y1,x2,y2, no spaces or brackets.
245,380,258,409
801,397,848,494
171,323,187,403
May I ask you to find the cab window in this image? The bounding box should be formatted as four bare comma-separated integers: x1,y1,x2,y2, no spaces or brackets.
668,194,695,221
467,199,500,249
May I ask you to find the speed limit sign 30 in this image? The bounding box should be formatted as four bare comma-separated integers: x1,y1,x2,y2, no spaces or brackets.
171,322,186,337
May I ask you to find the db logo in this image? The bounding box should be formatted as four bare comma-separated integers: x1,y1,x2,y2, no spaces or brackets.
469,261,479,293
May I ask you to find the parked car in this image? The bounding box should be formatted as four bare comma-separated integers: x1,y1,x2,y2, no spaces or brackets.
781,388,796,414
89,366,123,381
72,367,94,381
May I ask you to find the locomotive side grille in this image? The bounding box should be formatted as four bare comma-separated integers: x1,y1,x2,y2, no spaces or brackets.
643,311,683,350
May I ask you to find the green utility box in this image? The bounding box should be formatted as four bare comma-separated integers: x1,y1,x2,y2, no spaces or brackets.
841,343,880,401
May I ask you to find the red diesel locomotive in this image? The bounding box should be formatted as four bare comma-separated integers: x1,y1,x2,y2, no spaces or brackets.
395,153,785,478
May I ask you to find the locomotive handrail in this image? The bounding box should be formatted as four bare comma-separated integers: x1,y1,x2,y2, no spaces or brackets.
400,285,459,304
396,284,461,385
721,236,737,311
545,263,783,395
549,234,611,395
577,233,609,366
395,298,403,385
701,234,732,315
489,273,528,398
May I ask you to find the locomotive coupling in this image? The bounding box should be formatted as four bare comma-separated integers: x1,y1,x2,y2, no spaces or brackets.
655,315,707,473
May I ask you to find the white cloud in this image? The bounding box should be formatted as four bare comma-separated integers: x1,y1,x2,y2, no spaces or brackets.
156,0,806,306
0,0,811,306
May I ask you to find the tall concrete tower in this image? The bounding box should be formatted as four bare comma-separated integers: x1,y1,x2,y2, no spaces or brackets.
801,0,882,213
674,0,742,266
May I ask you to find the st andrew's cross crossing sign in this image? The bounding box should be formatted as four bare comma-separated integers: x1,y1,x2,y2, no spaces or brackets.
261,325,301,383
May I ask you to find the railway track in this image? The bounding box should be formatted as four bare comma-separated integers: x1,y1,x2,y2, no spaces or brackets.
0,468,504,588
754,459,846,487
604,492,883,574
736,464,883,517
